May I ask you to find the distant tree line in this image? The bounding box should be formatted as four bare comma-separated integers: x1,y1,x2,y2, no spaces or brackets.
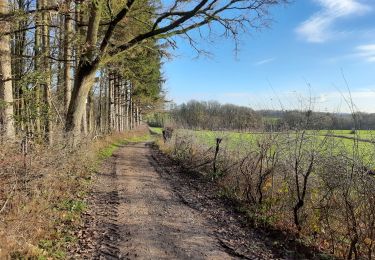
170,101,262,131
262,110,375,131
148,102,375,131
145,112,171,128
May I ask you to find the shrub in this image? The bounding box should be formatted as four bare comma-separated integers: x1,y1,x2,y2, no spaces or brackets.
159,128,375,258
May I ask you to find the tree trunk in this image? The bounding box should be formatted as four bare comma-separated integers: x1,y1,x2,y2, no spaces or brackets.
11,0,28,134
125,82,129,130
103,72,108,133
56,12,64,99
82,98,87,135
65,63,97,141
113,75,118,131
34,0,42,136
88,88,94,133
116,76,120,131
41,0,53,145
120,78,125,131
107,73,112,133
65,2,100,142
63,1,73,113
129,83,133,129
98,75,103,133
136,105,140,126
0,0,15,140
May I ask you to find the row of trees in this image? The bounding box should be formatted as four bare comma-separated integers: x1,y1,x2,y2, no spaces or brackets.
0,0,284,145
171,101,262,130
163,102,375,132
0,0,164,145
263,110,375,131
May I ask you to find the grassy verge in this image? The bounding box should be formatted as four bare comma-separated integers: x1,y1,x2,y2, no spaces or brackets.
0,127,151,259
99,133,152,160
149,127,163,135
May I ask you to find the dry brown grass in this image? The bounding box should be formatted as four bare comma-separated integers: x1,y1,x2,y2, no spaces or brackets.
0,127,149,258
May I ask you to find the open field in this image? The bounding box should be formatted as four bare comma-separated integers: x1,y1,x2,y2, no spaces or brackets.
152,127,375,165
315,130,375,139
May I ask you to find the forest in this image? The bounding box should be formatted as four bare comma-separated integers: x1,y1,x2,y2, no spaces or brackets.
0,0,165,144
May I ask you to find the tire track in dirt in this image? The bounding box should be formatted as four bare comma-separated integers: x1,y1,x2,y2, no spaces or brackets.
71,155,122,259
93,157,122,259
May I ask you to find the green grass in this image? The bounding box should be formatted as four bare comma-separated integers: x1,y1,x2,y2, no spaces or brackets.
126,133,153,142
99,143,122,159
149,127,163,135
313,129,375,139
57,199,87,213
175,129,375,165
98,133,153,159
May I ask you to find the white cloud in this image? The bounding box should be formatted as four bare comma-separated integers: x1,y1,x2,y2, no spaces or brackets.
325,43,375,63
316,89,375,112
249,89,375,113
356,44,375,62
254,58,276,66
296,0,371,43
294,89,375,112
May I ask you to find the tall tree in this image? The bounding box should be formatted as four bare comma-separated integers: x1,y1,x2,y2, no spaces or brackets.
65,0,285,141
66,0,100,141
34,0,42,136
40,0,52,144
0,0,15,140
63,0,73,113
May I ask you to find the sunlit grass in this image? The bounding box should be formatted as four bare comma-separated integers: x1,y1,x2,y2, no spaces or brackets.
174,128,375,165
149,127,163,135
99,133,153,159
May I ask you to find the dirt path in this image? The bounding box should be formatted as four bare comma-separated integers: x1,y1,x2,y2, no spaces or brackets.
72,142,320,260
118,143,237,259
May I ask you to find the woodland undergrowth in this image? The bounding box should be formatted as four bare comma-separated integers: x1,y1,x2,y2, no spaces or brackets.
0,128,149,258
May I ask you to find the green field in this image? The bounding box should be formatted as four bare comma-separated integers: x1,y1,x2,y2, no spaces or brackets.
152,127,375,164
314,129,375,139
174,128,375,145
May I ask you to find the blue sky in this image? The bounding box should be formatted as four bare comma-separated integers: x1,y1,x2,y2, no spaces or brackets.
162,0,375,112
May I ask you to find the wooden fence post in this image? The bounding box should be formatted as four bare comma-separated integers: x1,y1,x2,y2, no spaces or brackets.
213,138,222,174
